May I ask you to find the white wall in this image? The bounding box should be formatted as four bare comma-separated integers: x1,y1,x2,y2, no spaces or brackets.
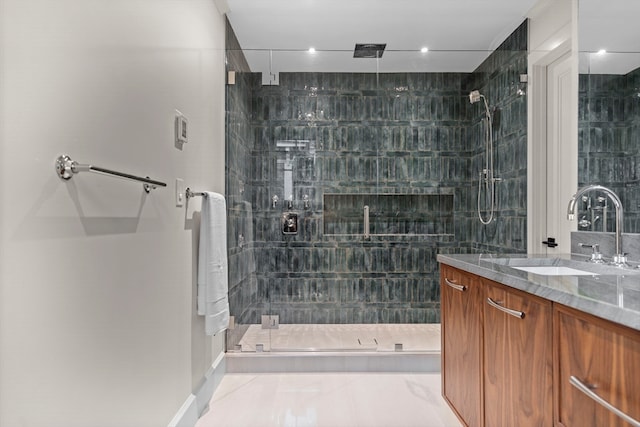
0,1,226,426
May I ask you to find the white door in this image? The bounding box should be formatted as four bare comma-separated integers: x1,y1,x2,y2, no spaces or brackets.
529,50,577,254
544,53,575,254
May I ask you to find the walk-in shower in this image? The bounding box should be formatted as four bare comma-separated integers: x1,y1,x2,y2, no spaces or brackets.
469,90,500,224
224,19,529,354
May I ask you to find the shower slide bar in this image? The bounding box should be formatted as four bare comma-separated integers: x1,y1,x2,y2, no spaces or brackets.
55,154,167,193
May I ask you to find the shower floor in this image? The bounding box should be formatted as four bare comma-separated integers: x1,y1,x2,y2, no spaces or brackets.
234,323,441,352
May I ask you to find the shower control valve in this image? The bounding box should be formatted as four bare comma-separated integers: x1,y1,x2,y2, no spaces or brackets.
271,195,279,208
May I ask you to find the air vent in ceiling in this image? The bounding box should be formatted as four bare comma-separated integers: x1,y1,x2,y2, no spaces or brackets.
353,43,386,58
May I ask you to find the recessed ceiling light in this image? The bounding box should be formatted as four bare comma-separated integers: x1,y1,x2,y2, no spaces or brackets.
308,47,316,54
421,47,429,53
597,49,607,55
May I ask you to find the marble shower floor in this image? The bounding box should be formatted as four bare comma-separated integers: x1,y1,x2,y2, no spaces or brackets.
234,323,441,352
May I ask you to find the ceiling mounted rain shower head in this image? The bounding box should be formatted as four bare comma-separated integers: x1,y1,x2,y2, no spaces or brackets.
469,90,482,104
353,43,387,58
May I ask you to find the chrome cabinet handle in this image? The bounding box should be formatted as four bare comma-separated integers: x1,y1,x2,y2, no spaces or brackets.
570,376,640,427
444,278,466,292
486,297,525,319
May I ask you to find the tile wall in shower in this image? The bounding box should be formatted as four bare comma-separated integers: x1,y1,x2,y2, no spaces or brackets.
463,20,528,253
578,67,640,232
225,20,528,326
247,70,470,324
225,20,259,330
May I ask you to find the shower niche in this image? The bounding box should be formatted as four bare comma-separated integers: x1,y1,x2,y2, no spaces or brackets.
323,193,454,236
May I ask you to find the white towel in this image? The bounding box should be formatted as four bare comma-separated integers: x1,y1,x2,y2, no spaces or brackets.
197,192,229,336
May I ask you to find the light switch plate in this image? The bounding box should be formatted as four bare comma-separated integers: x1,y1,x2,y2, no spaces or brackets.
175,178,184,207
175,110,188,144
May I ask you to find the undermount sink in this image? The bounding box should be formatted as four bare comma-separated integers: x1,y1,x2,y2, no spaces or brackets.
511,266,598,276
481,256,640,276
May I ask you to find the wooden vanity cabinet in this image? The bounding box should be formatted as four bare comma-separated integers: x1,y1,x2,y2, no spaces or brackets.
440,264,483,427
483,280,553,427
441,264,640,427
555,305,640,427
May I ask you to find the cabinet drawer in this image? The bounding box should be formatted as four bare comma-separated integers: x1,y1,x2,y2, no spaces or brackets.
555,305,640,427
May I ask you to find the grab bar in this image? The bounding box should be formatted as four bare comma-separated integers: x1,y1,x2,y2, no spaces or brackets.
364,205,370,239
55,154,166,193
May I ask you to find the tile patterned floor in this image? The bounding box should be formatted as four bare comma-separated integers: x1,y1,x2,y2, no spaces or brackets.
196,373,462,427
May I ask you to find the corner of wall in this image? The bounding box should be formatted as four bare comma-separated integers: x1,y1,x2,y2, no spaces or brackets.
169,353,227,427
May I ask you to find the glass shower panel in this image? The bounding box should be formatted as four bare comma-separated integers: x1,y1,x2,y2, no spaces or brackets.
259,48,388,352
258,48,454,352
224,47,271,353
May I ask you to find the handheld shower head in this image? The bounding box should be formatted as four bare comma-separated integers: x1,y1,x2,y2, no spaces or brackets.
469,90,482,104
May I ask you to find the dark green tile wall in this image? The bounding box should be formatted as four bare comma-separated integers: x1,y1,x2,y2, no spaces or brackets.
579,68,640,232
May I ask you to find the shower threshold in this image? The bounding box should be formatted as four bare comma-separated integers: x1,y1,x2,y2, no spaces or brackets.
231,323,441,353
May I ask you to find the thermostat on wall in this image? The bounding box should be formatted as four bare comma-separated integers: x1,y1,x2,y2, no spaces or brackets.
175,110,188,144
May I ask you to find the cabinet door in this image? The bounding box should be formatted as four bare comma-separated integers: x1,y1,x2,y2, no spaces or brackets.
483,281,553,427
555,305,640,427
441,265,483,427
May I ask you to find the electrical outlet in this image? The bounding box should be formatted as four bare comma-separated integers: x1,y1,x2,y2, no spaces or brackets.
175,178,184,207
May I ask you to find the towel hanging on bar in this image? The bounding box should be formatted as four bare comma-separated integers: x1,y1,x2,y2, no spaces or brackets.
197,191,230,336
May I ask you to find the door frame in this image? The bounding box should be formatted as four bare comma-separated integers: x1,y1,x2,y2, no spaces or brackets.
527,39,578,254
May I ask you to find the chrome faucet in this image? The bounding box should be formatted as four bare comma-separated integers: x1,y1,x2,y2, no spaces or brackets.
567,185,626,266
579,243,604,264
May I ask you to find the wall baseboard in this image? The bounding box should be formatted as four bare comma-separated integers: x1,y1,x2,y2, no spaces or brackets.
168,353,227,427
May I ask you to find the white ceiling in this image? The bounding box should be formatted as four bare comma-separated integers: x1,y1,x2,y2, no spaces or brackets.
579,0,640,74
225,0,640,76
225,0,539,74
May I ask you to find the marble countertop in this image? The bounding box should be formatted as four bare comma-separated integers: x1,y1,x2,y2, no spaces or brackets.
437,253,640,331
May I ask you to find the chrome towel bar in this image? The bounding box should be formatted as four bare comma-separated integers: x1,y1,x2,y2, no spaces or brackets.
55,154,167,193
186,188,206,198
